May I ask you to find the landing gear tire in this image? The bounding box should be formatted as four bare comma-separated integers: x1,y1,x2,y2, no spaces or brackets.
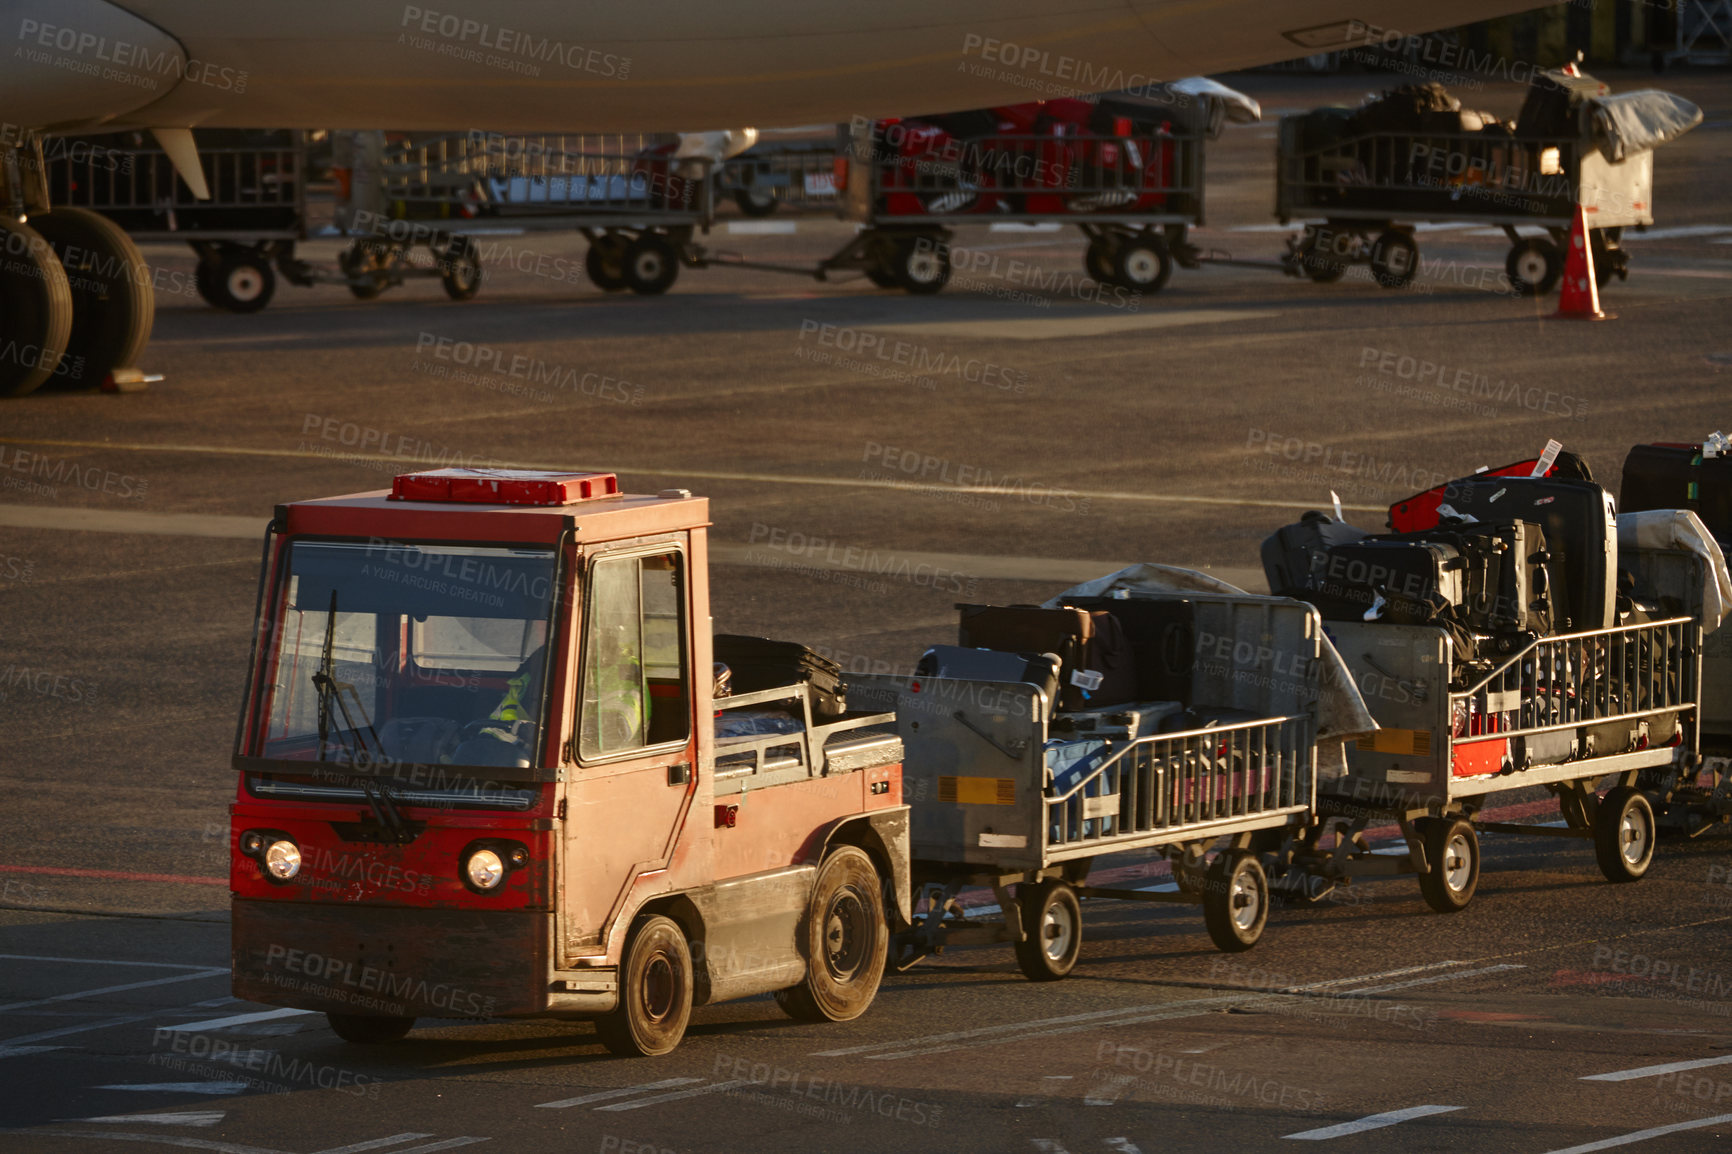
327,1013,415,1044
596,915,693,1057
894,235,951,295
733,188,778,217
0,218,73,397
1506,238,1563,297
1113,236,1173,294
1368,229,1418,289
1594,786,1655,884
438,236,482,301
1013,878,1082,982
30,207,153,390
774,846,888,1022
621,233,680,295
585,237,630,292
1416,817,1479,913
1202,850,1268,952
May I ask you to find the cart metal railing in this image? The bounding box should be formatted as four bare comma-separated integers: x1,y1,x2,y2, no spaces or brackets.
1046,713,1315,850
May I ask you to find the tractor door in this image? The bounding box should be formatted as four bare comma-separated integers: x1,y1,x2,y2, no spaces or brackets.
559,545,698,960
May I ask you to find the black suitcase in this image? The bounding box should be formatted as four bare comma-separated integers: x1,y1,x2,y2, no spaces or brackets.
915,646,1062,704
713,634,847,719
1434,476,1617,633
1065,597,1195,707
1307,538,1464,624
1261,511,1370,597
1437,519,1553,636
1620,443,1732,545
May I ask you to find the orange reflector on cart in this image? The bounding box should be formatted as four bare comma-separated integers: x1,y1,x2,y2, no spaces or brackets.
1355,728,1433,756
938,776,1017,805
391,468,620,505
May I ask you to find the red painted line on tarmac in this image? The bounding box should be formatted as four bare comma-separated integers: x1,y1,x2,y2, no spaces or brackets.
0,863,227,887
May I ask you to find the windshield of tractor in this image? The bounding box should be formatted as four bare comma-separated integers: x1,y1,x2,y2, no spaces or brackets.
256,540,559,769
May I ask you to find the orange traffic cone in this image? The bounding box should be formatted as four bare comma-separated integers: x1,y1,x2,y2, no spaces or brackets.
1552,203,1610,321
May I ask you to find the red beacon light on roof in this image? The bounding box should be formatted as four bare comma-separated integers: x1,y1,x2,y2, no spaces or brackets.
389,468,621,506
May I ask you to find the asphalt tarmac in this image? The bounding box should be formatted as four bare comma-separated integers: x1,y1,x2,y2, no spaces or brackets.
2,69,1731,1154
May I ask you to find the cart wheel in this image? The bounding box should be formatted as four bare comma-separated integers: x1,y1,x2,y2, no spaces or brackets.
438,237,482,301
1590,235,1625,289
1085,239,1118,285
326,1013,415,1044
1415,817,1479,913
207,250,276,313
585,239,629,293
621,233,680,295
1295,228,1348,283
1594,786,1655,884
1368,230,1418,289
894,235,951,295
596,914,693,1057
1202,851,1268,952
1113,236,1173,294
774,846,887,1022
0,218,71,397
1013,879,1082,982
342,240,391,301
734,188,778,217
1505,238,1563,297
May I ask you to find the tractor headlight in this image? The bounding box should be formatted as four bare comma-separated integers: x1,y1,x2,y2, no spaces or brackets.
263,839,301,881
464,848,505,891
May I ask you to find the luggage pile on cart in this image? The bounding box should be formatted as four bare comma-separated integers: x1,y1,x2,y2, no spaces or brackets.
1276,65,1703,293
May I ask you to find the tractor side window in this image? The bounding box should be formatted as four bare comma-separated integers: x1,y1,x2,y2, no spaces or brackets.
579,551,690,760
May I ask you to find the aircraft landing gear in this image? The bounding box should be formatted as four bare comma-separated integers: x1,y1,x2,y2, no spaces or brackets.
0,217,73,398
31,207,155,389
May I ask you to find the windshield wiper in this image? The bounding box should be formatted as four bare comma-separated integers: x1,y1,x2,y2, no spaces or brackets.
309,590,410,843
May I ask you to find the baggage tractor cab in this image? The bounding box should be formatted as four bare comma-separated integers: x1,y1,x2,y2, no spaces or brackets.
229,469,910,1056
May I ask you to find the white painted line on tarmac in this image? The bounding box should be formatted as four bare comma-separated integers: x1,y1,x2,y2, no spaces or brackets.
1581,1053,1732,1082
813,995,1241,1059
1284,960,1468,993
866,308,1282,342
374,1140,490,1153
1084,1074,1138,1106
0,955,223,972
1103,1141,1144,1154
0,969,229,1014
727,221,797,235
1540,1113,1732,1153
1284,1104,1464,1139
535,1077,703,1109
77,1111,228,1127
1348,963,1525,995
26,1130,289,1154
158,1008,317,1033
596,1079,748,1111
0,1044,63,1058
1620,224,1732,240
95,1083,249,1096
308,1135,437,1154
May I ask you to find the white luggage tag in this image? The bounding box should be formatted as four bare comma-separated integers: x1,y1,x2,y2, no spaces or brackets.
1070,668,1104,691
1530,439,1563,477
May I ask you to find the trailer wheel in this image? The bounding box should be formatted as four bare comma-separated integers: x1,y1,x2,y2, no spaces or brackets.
0,218,72,397
31,207,154,389
894,235,950,295
438,237,482,301
1415,817,1479,913
1594,786,1655,884
775,846,887,1022
622,233,680,295
1013,878,1082,981
1202,851,1268,952
341,240,391,301
1112,236,1173,294
585,239,630,293
207,249,276,313
1368,230,1418,289
326,1013,415,1044
1085,239,1118,285
734,188,778,217
596,915,693,1057
1506,239,1562,296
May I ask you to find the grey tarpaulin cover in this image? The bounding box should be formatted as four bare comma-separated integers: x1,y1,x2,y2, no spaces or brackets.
1043,565,1378,778
1591,91,1703,162
1616,510,1732,632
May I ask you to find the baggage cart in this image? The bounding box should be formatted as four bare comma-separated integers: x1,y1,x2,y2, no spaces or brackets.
44,129,480,312
715,138,841,218
1283,613,1701,911
1274,120,1648,295
850,589,1338,979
